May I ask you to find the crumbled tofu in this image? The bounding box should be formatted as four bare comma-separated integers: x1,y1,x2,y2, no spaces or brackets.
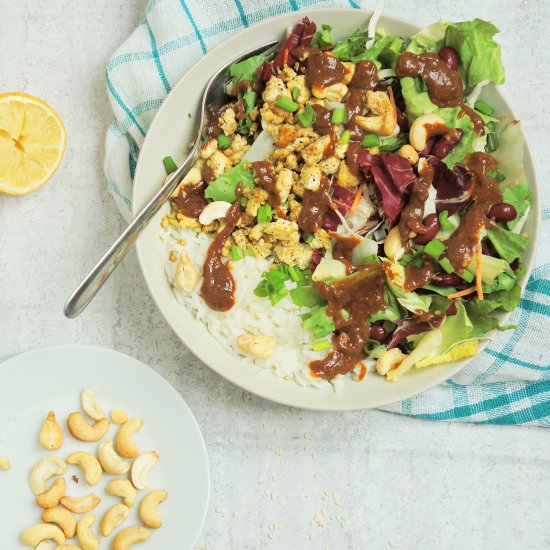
274,242,313,269
301,135,332,165
219,108,237,136
245,188,268,218
201,138,218,159
278,66,298,83
309,229,331,249
263,219,300,242
275,168,295,204
274,124,298,148
262,76,292,103
299,164,323,192
336,161,360,188
223,134,249,164
284,153,299,170
319,155,340,175
286,75,311,105
232,228,249,249
261,102,294,128
207,150,233,178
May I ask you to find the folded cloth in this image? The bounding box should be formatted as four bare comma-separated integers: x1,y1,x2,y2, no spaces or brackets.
104,0,550,426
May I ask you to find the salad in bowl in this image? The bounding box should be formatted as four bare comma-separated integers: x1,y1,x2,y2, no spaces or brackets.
159,8,533,390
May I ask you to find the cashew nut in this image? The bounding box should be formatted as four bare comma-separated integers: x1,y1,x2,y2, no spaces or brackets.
312,82,348,102
397,144,420,166
174,249,199,291
342,62,356,84
237,333,277,359
139,490,167,529
376,348,405,376
97,439,130,475
67,413,109,442
36,542,53,550
131,451,159,490
29,457,66,496
0,456,10,470
60,494,101,514
76,514,99,550
112,526,151,550
81,388,105,421
41,507,77,539
111,408,128,425
409,113,447,152
355,90,397,137
36,477,66,509
106,478,137,508
39,411,64,451
115,418,143,458
198,200,232,225
100,503,129,537
169,166,202,198
56,546,82,550
66,452,102,486
20,524,65,546
384,226,405,261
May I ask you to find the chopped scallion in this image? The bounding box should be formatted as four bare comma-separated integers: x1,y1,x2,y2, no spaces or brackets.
275,97,298,112
331,107,347,124
292,86,300,101
438,210,454,231
163,156,177,175
338,130,350,145
486,132,496,152
458,269,475,283
297,103,316,127
379,135,406,152
438,257,455,274
361,134,380,148
424,239,446,258
312,340,331,352
230,245,243,261
474,99,494,116
217,134,230,150
246,245,255,257
269,287,288,305
257,204,272,224
288,266,306,284
305,233,315,244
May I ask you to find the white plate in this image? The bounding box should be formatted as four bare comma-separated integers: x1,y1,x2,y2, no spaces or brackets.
133,8,540,411
0,345,209,548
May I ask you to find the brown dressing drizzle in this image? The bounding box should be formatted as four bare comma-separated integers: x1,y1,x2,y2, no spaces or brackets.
349,60,379,90
324,132,337,158
251,160,280,208
311,104,333,136
309,265,387,379
446,152,502,270
331,233,361,275
398,164,434,243
305,52,346,90
395,52,485,135
200,186,243,312
176,182,208,218
201,164,215,184
206,101,246,138
230,79,263,96
298,175,331,233
345,142,362,177
404,255,436,291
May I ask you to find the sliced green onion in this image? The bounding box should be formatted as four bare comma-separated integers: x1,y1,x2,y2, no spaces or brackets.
486,132,496,152
305,233,315,244
288,266,306,284
424,239,446,259
438,210,454,231
257,203,272,224
438,257,455,274
361,134,380,148
338,130,350,145
275,97,298,112
458,269,475,283
341,309,350,321
399,253,414,267
241,196,248,207
487,169,506,183
163,156,177,175
312,340,331,352
277,263,289,276
297,103,316,127
217,134,230,150
269,287,288,305
230,245,243,261
474,99,494,116
414,76,425,93
331,107,347,124
380,136,406,153
292,86,300,101
246,245,255,257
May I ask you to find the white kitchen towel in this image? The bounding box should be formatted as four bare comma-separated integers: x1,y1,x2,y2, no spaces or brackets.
104,0,550,426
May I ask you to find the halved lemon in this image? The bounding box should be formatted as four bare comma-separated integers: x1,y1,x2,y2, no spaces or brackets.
0,92,66,195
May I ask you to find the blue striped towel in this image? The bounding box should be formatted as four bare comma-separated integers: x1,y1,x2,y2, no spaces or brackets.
104,0,550,426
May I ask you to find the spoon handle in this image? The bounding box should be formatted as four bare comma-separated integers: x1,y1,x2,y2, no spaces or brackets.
64,148,199,318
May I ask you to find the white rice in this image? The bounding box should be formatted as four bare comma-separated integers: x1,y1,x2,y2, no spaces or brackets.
161,226,361,390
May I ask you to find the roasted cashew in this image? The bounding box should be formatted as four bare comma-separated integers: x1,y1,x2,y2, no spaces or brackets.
115,418,143,458
100,503,129,537
20,524,65,546
66,452,102,486
0,456,10,470
36,477,67,509
111,408,128,425
98,439,130,475
29,457,66,496
106,478,137,508
139,490,167,529
384,226,405,261
131,451,159,490
39,411,64,451
81,388,105,421
198,201,232,225
41,507,77,539
409,113,447,152
112,526,151,550
355,90,397,137
56,546,82,550
76,514,99,550
376,348,405,376
60,494,101,514
67,413,109,442
36,542,53,550
237,333,276,359
397,144,420,166
173,249,199,291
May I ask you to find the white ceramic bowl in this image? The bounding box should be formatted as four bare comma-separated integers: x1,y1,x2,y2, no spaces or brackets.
133,8,540,410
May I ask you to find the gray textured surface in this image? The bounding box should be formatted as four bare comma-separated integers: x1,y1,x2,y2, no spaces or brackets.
1,1,549,548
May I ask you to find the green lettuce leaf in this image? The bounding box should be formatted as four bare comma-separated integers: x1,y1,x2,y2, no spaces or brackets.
290,286,326,308
229,53,269,84
370,287,402,322
407,20,447,54
486,227,529,263
389,282,432,313
352,34,404,67
311,24,333,48
444,19,505,88
301,306,335,339
331,28,370,61
502,182,532,229
439,302,474,353
204,163,255,202
467,253,514,284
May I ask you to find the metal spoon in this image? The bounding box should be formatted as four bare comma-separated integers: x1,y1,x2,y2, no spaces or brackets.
64,40,278,318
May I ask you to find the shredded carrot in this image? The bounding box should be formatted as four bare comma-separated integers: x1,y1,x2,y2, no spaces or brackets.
475,243,484,300
357,363,367,381
282,49,289,68
350,185,364,213
448,286,477,299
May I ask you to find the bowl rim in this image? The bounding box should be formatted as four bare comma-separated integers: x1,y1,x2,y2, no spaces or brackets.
132,7,541,411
